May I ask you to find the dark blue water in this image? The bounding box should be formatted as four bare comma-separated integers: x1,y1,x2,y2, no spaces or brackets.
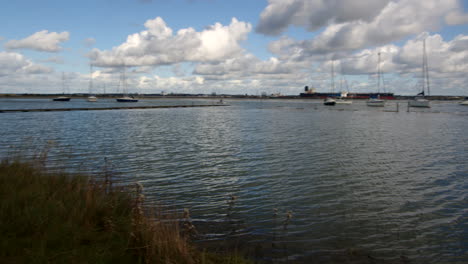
1,98,467,263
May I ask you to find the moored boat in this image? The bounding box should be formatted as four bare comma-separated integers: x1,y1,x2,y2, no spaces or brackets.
116,96,138,102
459,97,468,105
323,60,337,106
300,91,395,99
87,96,98,102
53,96,71,102
367,52,385,107
116,65,138,103
366,98,385,107
409,39,431,108
324,97,336,105
408,95,430,108
87,64,98,102
53,73,71,102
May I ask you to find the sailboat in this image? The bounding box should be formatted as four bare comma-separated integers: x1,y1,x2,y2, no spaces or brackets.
53,72,71,101
87,64,97,102
324,60,336,105
116,65,138,102
324,97,336,105
335,66,352,104
409,39,430,108
459,97,468,105
367,52,385,107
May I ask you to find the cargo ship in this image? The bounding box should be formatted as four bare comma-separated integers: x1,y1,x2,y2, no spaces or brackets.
300,86,395,100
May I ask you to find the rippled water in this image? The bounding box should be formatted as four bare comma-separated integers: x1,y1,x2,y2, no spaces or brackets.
1,98,467,263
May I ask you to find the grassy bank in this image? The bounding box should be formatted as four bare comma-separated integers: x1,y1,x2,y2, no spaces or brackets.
0,159,250,264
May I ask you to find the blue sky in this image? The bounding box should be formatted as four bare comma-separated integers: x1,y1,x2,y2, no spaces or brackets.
1,0,468,95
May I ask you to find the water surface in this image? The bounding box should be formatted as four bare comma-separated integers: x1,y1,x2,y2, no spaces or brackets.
0,98,466,263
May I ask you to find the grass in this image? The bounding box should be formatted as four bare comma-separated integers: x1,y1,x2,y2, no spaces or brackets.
0,159,251,264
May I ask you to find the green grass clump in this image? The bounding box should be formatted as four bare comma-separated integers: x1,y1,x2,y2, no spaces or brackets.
0,160,251,264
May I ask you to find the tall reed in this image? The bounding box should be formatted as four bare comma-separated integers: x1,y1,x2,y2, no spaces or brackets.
0,159,251,264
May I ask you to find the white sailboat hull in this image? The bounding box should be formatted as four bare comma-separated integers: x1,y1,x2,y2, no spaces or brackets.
116,96,138,102
87,96,97,102
323,97,336,105
367,99,385,107
52,96,71,102
409,98,430,108
459,101,468,106
335,99,352,104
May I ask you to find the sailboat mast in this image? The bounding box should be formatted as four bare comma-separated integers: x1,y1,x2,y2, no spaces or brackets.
123,65,127,96
423,39,430,96
339,63,343,92
89,64,93,95
119,65,127,96
377,52,381,94
331,60,335,93
61,72,65,95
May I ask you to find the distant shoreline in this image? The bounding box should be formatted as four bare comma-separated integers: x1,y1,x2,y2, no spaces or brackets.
0,93,466,100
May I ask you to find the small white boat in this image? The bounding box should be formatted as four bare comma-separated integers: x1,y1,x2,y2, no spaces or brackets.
116,96,138,102
367,98,385,107
459,98,468,105
87,64,98,102
323,97,336,105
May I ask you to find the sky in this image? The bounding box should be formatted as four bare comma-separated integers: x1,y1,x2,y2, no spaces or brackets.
1,0,468,96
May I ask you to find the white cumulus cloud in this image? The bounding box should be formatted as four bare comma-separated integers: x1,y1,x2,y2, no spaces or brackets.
4,30,70,52
194,53,298,78
89,17,252,67
329,33,468,95
256,0,391,35
0,51,55,93
262,0,468,55
0,51,52,76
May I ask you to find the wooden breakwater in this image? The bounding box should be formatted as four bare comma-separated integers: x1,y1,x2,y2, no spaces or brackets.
0,104,228,113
